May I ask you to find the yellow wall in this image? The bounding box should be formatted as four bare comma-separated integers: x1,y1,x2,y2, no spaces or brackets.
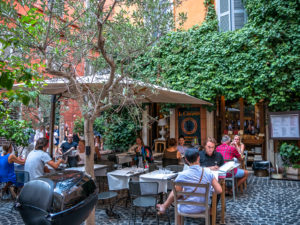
175,0,207,30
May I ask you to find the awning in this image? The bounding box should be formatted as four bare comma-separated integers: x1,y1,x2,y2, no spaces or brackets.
15,74,212,105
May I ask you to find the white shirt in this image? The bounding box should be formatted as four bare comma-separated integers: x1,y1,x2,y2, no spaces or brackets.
25,150,52,180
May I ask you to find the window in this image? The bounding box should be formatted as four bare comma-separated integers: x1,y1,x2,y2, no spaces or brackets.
217,0,247,32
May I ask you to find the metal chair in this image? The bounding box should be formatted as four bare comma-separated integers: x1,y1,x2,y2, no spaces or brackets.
172,181,210,225
98,191,119,218
15,179,54,225
128,181,161,225
9,170,30,199
224,169,237,201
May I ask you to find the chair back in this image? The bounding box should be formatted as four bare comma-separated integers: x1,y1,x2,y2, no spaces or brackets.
17,179,54,212
172,181,210,219
166,165,184,172
15,170,30,185
244,150,248,168
129,181,158,197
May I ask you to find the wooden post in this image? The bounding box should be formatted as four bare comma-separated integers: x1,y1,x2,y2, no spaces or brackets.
239,98,244,131
220,96,225,135
49,95,57,158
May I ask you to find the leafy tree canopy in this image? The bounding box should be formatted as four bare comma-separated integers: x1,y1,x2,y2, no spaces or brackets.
133,0,300,111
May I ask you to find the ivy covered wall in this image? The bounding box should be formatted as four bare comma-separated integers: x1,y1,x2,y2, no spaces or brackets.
133,0,300,111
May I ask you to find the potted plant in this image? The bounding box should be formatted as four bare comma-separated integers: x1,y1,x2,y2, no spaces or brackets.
279,142,300,178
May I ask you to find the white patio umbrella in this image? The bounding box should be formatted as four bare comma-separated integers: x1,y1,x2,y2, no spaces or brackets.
37,74,212,105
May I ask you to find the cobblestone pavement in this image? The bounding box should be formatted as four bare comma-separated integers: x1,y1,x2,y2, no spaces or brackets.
1,175,299,225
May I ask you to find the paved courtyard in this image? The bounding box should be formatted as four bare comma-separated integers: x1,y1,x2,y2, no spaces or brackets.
0,175,299,225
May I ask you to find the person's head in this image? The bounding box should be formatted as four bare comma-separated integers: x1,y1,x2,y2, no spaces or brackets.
2,144,13,155
168,138,177,147
233,135,241,144
136,137,144,146
205,137,217,156
184,148,200,165
54,125,58,130
67,134,73,143
35,138,49,151
178,135,185,146
221,135,231,145
78,139,85,153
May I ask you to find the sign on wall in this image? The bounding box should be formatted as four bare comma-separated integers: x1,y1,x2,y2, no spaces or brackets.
269,111,300,140
178,107,201,145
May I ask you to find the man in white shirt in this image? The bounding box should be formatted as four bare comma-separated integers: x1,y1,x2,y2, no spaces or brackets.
25,138,64,180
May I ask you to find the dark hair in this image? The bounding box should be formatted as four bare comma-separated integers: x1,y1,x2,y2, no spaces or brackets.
184,148,199,164
2,144,12,154
136,136,144,147
168,138,177,147
179,135,185,140
35,138,49,150
205,137,217,146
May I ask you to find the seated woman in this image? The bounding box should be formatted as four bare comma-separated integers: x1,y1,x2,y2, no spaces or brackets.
129,137,153,166
157,148,222,224
231,135,245,155
0,144,25,198
162,138,181,167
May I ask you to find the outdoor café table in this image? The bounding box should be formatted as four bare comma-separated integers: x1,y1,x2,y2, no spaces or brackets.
107,167,146,191
116,152,135,164
139,169,177,193
66,164,108,177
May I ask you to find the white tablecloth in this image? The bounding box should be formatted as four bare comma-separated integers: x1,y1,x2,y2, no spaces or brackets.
107,167,146,191
66,164,108,177
139,170,177,193
116,153,134,164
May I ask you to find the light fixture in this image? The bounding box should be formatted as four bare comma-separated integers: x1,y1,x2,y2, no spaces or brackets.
158,117,167,140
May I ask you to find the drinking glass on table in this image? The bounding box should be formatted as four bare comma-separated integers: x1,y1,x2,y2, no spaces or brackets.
132,165,137,172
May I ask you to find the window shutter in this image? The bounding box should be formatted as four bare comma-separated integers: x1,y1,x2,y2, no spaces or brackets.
219,0,231,32
232,0,247,30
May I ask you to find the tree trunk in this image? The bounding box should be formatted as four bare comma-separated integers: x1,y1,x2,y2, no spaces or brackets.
84,118,96,225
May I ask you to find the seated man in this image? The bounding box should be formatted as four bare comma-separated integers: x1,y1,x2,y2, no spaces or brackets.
25,138,64,180
157,148,222,225
216,135,248,189
200,137,224,170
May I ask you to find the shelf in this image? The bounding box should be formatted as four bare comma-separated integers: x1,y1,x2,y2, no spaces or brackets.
247,152,262,155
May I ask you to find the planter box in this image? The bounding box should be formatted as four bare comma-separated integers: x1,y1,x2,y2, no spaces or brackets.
286,167,300,175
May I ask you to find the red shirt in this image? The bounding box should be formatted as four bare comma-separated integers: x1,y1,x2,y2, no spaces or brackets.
216,143,241,161
216,143,241,176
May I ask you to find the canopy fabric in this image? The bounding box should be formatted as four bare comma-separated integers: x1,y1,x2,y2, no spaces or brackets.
18,74,212,105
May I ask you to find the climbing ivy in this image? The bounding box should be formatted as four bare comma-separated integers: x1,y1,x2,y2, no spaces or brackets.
133,0,300,111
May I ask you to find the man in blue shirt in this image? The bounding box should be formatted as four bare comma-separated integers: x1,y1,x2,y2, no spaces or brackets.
157,148,222,224
58,134,77,158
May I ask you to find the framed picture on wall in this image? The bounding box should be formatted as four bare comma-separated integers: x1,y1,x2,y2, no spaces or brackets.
269,111,300,140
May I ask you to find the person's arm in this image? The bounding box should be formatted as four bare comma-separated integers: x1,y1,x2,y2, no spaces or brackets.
240,143,245,154
47,158,64,169
234,148,243,161
212,178,222,194
177,150,181,159
8,154,25,165
95,146,101,159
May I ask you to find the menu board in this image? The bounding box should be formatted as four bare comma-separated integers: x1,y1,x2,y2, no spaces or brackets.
269,112,300,139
